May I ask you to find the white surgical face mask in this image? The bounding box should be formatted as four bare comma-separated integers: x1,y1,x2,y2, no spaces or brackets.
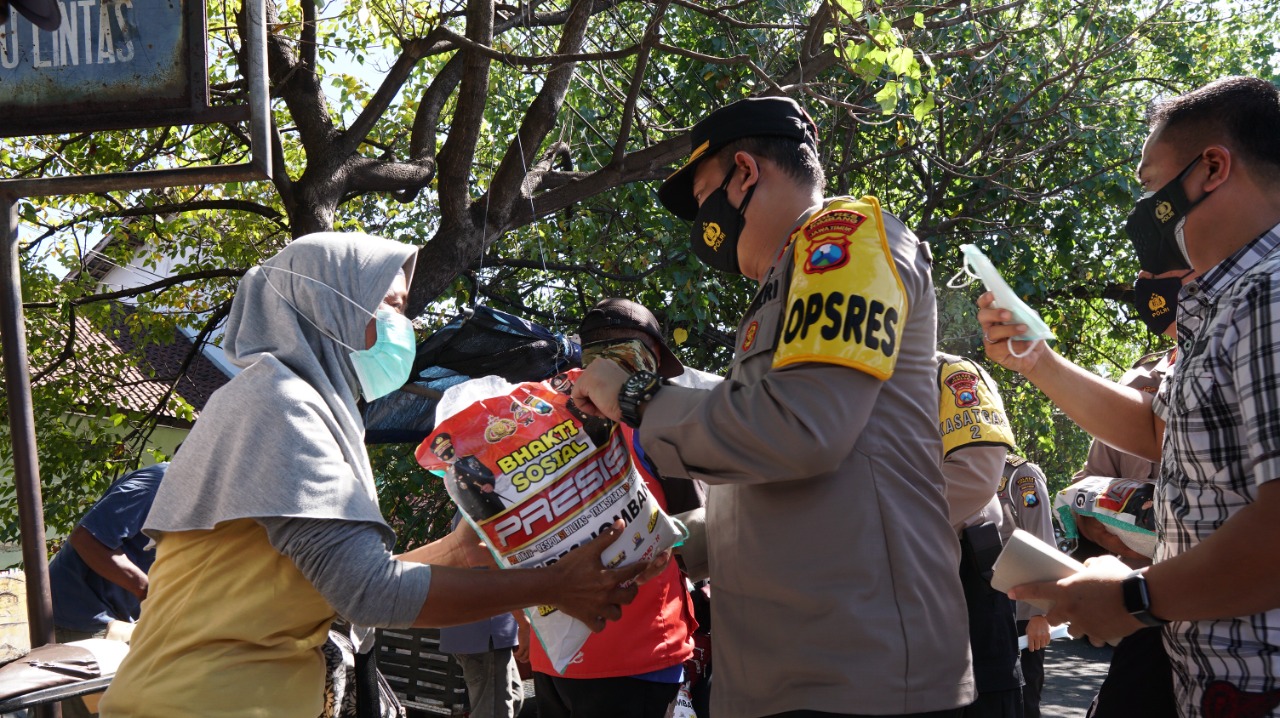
260,266,416,400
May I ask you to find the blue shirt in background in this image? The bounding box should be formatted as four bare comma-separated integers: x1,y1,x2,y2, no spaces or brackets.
49,463,167,633
437,612,520,655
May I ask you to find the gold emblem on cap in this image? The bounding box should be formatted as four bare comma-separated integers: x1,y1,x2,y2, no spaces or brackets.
1155,200,1174,223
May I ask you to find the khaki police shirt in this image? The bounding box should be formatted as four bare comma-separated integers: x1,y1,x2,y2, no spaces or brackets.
1072,350,1172,485
998,457,1055,621
641,198,974,717
936,353,1016,531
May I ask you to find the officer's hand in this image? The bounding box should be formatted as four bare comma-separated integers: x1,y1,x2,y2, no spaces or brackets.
547,519,644,632
976,291,1048,375
1075,514,1149,562
1025,614,1052,651
570,361,628,423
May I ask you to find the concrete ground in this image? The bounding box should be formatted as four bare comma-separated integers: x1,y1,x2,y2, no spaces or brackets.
1038,636,1113,717
509,637,1114,718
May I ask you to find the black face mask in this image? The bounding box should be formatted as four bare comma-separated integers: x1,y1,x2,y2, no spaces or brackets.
690,164,757,275
1133,273,1187,336
1123,156,1207,274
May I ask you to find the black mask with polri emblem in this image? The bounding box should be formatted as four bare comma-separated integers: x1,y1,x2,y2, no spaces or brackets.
1133,272,1189,336
691,164,757,275
1124,156,1206,274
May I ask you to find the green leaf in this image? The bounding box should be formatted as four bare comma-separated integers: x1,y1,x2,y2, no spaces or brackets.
887,47,915,75
874,82,901,113
911,93,936,122
833,0,864,16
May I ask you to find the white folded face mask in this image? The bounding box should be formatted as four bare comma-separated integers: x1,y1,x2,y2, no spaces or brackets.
948,244,1055,357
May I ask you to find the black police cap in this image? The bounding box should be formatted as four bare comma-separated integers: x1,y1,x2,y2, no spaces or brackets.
657,96,818,221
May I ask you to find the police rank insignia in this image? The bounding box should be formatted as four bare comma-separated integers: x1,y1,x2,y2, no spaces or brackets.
742,320,759,352
773,197,906,380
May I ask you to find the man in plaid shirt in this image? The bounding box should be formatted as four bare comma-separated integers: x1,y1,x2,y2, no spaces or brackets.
977,76,1280,718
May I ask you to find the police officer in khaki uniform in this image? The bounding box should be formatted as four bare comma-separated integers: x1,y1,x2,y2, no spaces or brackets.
572,97,974,718
997,456,1054,718
936,353,1024,718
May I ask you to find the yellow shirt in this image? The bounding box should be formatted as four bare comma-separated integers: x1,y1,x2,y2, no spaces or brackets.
100,519,335,717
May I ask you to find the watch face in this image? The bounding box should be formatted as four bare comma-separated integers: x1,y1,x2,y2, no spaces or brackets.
619,371,658,428
1123,573,1149,612
625,371,656,394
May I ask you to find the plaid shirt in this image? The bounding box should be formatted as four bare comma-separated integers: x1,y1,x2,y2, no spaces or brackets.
1152,221,1280,717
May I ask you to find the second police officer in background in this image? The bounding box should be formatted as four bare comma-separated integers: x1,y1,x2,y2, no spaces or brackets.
936,352,1023,718
996,455,1055,718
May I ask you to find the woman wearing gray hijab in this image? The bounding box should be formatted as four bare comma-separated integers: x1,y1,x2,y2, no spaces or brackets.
100,233,644,718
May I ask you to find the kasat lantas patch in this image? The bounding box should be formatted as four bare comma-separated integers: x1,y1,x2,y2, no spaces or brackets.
773,196,906,380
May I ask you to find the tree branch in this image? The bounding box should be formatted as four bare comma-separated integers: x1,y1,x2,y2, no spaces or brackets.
485,0,595,227
409,52,465,160
113,199,287,228
338,34,442,159
436,0,496,223
612,1,670,165
256,0,339,159
29,304,78,385
24,269,247,310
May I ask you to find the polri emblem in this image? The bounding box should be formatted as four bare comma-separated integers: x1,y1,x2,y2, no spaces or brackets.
742,320,759,352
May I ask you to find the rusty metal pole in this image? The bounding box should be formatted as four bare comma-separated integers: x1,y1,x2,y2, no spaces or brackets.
0,191,55,650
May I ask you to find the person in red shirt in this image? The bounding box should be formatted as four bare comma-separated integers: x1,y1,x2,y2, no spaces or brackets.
529,298,700,718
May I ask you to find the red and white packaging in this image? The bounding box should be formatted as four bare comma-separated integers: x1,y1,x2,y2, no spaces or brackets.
415,369,685,673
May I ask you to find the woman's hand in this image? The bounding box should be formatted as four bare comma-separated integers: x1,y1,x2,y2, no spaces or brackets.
546,519,646,632
395,520,495,568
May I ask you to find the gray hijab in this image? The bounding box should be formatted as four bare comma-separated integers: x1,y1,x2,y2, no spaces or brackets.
145,232,417,539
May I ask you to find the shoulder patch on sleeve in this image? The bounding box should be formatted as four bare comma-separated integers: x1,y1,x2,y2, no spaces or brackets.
937,355,1017,456
772,196,907,379
1016,474,1042,507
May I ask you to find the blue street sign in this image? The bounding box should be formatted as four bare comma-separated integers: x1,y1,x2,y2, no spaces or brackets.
0,0,212,136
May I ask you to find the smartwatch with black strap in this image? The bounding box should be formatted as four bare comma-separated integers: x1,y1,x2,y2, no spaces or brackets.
1121,569,1169,627
618,370,662,428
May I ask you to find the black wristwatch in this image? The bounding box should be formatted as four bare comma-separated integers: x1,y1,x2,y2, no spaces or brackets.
618,370,662,428
1121,570,1168,627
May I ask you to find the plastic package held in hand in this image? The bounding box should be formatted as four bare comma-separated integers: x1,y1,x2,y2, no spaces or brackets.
1054,476,1158,559
415,369,686,673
